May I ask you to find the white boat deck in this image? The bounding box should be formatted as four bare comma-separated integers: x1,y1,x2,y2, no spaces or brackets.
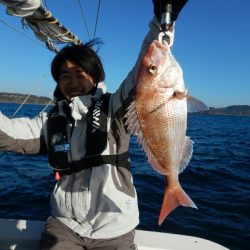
0,219,229,250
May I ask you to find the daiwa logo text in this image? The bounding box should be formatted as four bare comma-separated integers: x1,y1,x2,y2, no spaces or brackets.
92,99,103,133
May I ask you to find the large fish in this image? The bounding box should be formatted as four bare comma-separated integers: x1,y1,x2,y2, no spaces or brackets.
125,39,207,225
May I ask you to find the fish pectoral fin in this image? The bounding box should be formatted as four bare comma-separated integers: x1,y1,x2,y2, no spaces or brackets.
178,136,194,174
124,101,141,135
158,182,197,226
187,96,209,113
147,89,188,115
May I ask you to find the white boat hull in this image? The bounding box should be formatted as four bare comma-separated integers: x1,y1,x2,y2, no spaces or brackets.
0,219,228,250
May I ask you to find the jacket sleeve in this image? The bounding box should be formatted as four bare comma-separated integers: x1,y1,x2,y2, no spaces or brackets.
110,17,175,117
0,111,48,154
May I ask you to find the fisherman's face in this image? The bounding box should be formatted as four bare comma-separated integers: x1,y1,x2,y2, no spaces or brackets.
58,60,96,100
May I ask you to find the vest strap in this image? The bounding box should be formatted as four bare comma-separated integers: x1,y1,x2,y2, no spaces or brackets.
57,151,130,177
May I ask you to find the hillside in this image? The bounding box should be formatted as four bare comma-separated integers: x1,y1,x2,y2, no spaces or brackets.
201,105,250,116
0,92,53,105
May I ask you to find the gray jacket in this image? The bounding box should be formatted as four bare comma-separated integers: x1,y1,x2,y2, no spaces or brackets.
0,18,171,239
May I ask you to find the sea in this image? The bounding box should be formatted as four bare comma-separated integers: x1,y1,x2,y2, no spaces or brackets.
0,102,249,250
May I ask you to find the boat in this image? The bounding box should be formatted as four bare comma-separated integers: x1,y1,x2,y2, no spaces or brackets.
0,218,229,250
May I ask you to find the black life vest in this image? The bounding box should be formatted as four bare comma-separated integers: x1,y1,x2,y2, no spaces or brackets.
47,93,130,176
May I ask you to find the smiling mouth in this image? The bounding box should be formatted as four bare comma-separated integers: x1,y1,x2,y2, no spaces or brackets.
67,88,86,96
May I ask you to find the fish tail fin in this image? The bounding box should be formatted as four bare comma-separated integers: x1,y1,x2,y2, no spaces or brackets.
158,183,197,226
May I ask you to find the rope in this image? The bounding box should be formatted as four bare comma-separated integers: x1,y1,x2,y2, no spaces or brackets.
77,0,102,41
24,6,81,52
1,1,101,51
93,0,101,39
78,0,91,40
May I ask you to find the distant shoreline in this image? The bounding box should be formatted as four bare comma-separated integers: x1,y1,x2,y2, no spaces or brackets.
197,105,250,116
0,92,249,116
0,92,54,106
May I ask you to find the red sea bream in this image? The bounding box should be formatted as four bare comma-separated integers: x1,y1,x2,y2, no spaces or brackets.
125,39,207,225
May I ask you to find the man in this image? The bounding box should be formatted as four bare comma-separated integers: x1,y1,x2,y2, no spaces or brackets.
0,0,187,249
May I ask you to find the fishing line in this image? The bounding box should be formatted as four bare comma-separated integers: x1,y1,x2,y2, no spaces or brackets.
0,18,48,51
39,96,54,114
11,75,47,117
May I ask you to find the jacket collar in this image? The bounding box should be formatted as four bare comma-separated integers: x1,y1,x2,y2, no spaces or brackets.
58,82,106,121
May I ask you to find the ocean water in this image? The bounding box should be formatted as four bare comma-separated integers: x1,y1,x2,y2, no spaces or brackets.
0,103,249,250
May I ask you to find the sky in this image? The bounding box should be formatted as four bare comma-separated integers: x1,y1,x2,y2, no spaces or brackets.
0,0,250,108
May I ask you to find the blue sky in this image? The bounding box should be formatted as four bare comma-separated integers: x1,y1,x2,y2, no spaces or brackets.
0,0,249,108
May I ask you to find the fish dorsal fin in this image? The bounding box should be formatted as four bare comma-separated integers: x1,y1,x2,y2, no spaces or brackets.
179,136,194,174
125,101,166,174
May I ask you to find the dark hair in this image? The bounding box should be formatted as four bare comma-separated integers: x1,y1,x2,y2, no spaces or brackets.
51,39,105,85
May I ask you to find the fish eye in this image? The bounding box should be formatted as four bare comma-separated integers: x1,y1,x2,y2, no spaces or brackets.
148,64,157,74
